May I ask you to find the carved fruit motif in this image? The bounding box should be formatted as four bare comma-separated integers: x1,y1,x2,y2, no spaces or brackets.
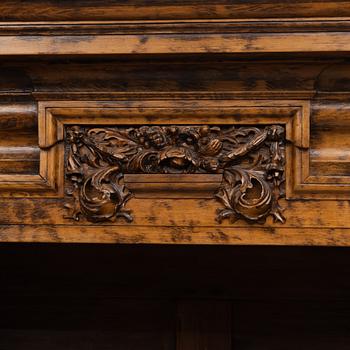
199,138,223,156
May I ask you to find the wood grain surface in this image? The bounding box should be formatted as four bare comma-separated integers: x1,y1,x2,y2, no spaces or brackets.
2,3,350,350
0,1,349,245
0,58,349,244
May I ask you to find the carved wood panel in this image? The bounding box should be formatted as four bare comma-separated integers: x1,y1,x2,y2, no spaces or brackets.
0,97,347,245
0,1,350,247
0,69,348,245
64,124,285,224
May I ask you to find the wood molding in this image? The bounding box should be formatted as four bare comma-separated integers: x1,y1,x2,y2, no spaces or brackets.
36,100,308,203
34,98,350,201
3,19,350,35
1,1,350,21
3,33,350,56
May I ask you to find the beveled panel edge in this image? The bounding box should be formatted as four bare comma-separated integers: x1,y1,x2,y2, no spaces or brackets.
37,99,305,201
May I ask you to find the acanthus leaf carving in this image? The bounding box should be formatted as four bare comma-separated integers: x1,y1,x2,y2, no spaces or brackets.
64,124,286,224
215,124,286,224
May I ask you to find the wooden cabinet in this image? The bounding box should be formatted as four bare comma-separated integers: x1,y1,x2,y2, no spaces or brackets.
0,1,350,245
1,1,350,349
1,60,349,244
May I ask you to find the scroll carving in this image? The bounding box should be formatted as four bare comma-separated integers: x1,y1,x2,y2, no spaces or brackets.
64,124,286,224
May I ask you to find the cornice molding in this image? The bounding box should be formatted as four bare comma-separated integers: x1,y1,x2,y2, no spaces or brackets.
1,19,350,36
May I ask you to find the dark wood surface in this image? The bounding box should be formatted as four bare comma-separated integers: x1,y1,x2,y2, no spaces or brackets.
1,244,350,349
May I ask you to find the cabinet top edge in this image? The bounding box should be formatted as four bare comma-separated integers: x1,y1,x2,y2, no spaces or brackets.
1,1,350,22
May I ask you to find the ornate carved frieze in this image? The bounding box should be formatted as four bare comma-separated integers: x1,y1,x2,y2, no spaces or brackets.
64,124,286,224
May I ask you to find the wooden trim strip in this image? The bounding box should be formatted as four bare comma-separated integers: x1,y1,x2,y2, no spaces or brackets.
2,19,350,35
2,33,350,55
1,1,350,21
0,225,349,245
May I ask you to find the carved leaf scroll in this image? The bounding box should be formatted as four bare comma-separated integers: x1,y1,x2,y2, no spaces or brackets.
64,124,286,224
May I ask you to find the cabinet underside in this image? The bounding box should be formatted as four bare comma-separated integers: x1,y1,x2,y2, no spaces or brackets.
1,244,350,350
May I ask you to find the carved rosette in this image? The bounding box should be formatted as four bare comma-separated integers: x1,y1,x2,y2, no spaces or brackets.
64,124,286,224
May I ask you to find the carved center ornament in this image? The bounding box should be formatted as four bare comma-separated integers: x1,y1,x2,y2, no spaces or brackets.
65,124,286,224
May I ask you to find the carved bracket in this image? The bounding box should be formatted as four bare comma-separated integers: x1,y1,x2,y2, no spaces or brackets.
64,124,286,224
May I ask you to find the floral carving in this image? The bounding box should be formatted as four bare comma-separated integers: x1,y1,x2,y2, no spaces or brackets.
215,125,285,224
64,124,286,224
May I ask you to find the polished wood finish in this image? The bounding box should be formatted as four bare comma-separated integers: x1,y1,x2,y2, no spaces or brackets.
3,3,350,349
0,1,349,245
63,124,285,224
0,91,348,244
